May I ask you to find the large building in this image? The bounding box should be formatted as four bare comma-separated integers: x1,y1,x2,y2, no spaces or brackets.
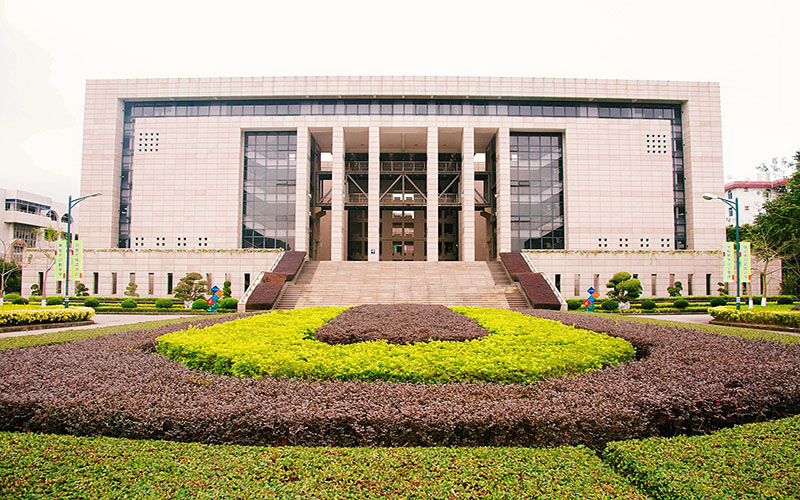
723,175,788,226
21,76,782,299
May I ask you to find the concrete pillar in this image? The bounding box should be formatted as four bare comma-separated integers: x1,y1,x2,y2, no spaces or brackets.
368,127,380,261
294,127,309,253
461,127,475,261
497,128,512,254
426,127,438,261
331,127,345,261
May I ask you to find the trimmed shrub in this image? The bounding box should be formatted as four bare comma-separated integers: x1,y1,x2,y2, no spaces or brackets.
3,293,21,303
566,299,582,310
157,307,635,383
218,298,238,310
83,298,100,308
601,299,619,311
45,296,64,306
710,297,728,307
272,251,306,281
120,299,137,309
191,299,208,310
673,299,690,309
517,273,561,310
12,297,29,305
777,296,795,305
640,300,656,311
0,306,94,326
499,252,530,281
709,306,800,329
246,273,287,310
155,299,173,309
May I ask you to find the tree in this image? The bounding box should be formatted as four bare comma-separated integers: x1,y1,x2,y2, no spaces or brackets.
21,227,63,305
667,281,683,297
0,237,23,304
756,156,797,180
74,282,89,296
750,150,800,296
124,281,139,297
222,280,232,298
606,272,642,309
173,272,207,303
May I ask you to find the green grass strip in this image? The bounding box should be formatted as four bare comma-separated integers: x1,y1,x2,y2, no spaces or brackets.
0,316,225,352
605,415,800,500
0,432,645,500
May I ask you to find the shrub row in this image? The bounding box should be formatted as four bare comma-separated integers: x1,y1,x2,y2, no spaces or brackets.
245,273,286,310
156,307,635,383
314,304,490,345
0,306,94,327
605,414,800,499
517,273,562,310
272,250,306,281
499,252,530,281
0,432,644,500
709,306,800,329
2,309,799,448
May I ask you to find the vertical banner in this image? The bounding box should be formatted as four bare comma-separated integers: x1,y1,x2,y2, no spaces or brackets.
54,240,67,280
71,240,83,281
722,242,735,282
739,242,751,283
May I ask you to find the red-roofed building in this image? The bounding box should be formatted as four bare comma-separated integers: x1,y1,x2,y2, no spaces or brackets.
723,176,789,225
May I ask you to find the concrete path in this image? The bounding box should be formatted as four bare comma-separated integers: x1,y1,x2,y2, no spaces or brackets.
0,314,193,339
640,313,799,337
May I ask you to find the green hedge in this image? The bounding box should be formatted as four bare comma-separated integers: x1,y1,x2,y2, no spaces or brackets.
709,306,800,329
605,415,800,499
0,306,94,327
157,306,636,383
0,433,644,499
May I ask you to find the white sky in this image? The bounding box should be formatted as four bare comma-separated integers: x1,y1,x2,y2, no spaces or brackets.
1,0,798,202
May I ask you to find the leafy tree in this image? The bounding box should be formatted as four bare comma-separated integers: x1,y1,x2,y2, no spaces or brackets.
124,281,139,297
0,238,23,300
222,280,232,298
21,227,64,303
173,272,207,302
74,282,89,296
667,281,683,297
606,272,642,308
717,281,729,296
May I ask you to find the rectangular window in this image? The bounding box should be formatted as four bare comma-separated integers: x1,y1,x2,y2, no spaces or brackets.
93,272,99,295
573,274,580,297
129,273,135,285
167,273,174,295
760,274,766,295
206,273,212,292
111,272,118,295
56,281,62,294
148,273,155,295
706,273,712,296
554,274,561,292
593,274,600,292
687,274,693,296
651,274,658,296
244,273,251,291
38,272,44,292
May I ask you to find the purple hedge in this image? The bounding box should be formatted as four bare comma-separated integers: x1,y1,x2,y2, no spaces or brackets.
273,251,306,281
245,273,286,310
518,273,561,310
499,253,530,281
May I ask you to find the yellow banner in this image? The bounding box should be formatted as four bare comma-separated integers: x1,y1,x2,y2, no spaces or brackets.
722,242,735,282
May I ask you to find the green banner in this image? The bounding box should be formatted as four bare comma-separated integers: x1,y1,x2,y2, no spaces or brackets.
71,240,83,281
739,241,751,283
722,242,735,282
54,240,67,280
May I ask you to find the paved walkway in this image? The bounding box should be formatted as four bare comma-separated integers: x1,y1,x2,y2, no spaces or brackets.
0,314,193,339
640,313,799,337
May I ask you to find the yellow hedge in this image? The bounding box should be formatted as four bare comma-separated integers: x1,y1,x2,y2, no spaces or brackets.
0,307,95,327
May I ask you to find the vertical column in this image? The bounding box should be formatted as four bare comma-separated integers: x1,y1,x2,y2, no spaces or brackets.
331,127,345,261
368,127,380,261
294,127,309,253
497,128,512,254
461,127,475,261
426,127,439,261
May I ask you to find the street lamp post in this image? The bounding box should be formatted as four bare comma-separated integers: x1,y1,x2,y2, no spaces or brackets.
64,193,101,308
703,193,741,310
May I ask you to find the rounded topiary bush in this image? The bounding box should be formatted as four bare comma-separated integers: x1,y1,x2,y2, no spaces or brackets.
601,300,619,311
12,296,29,305
120,299,138,309
155,298,173,309
673,299,690,309
4,293,21,302
45,296,64,306
777,296,795,305
191,298,209,310
83,298,100,308
566,299,582,310
710,297,728,307
218,297,238,310
641,300,656,310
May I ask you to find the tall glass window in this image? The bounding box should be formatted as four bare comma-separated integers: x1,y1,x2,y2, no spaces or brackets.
510,133,564,250
242,132,297,249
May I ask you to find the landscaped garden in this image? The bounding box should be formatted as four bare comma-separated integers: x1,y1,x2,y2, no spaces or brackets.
1,305,798,498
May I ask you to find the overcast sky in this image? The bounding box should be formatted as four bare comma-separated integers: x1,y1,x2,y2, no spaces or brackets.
1,0,798,202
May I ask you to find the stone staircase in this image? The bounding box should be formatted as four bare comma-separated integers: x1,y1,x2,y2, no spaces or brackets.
274,261,527,309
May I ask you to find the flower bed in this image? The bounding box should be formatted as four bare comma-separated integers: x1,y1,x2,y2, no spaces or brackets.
156,307,635,383
0,306,94,327
1,308,799,449
709,305,800,329
313,304,490,344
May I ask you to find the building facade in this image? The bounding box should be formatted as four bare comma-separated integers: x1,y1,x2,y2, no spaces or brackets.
20,76,781,298
723,175,788,226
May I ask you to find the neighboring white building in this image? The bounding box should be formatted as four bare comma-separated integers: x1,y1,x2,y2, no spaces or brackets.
18,76,783,298
723,175,789,225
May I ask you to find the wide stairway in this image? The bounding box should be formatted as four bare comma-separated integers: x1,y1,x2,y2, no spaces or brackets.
275,261,528,309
